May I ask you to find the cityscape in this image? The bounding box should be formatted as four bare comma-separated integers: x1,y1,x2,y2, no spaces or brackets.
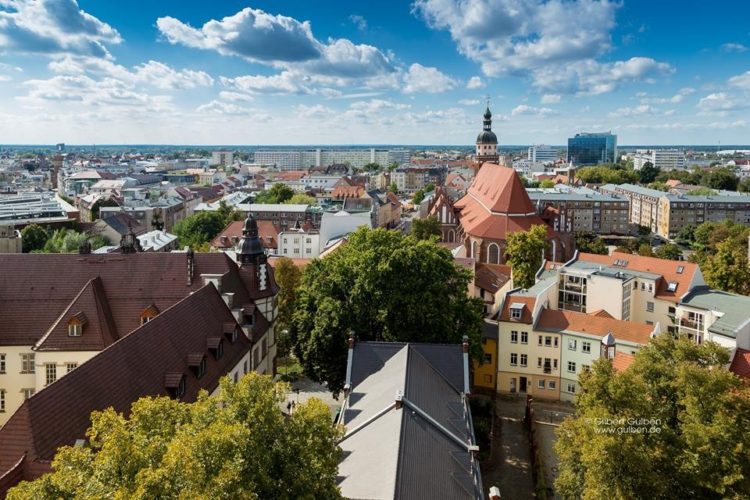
1,1,750,500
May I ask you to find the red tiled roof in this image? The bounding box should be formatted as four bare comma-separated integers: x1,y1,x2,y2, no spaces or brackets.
474,263,512,294
0,252,276,347
332,185,366,199
730,348,750,379
577,251,699,303
0,285,253,489
537,308,653,345
589,309,615,319
212,220,278,250
612,351,636,372
498,295,536,324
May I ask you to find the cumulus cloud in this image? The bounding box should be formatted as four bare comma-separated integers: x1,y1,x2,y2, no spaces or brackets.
459,98,480,105
218,91,254,102
196,100,254,115
402,63,457,93
721,43,748,53
349,15,367,30
511,104,556,116
466,76,485,89
609,104,662,117
728,70,750,90
413,0,671,94
541,93,561,103
0,0,121,58
638,87,694,104
697,92,747,115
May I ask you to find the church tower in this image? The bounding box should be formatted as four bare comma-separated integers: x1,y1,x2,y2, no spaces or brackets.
236,214,273,295
475,101,499,165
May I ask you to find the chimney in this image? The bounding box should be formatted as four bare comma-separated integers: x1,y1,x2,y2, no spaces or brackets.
462,335,471,395
344,331,355,394
489,486,501,500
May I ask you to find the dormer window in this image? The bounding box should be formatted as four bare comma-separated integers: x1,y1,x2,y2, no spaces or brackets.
187,353,207,379
224,322,239,343
207,337,224,360
164,372,186,399
140,304,159,325
67,313,87,336
509,303,524,320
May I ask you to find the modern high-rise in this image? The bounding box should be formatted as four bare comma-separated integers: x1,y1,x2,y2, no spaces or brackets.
567,132,617,166
633,149,686,171
528,144,557,164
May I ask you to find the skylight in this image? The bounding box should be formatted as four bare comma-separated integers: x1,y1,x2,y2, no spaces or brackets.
667,282,678,292
676,266,684,274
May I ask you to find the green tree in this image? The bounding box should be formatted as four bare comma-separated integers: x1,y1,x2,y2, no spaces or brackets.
738,178,750,193
216,199,234,224
637,161,661,184
291,227,484,394
21,223,49,253
539,179,556,188
254,183,294,204
8,373,342,499
654,243,682,260
412,189,425,205
274,257,303,358
42,229,90,253
702,238,750,295
574,231,608,255
285,193,317,205
387,161,399,172
555,335,750,499
173,211,226,249
388,181,398,193
637,242,654,256
675,224,696,245
424,182,435,193
505,225,549,289
411,216,441,240
703,168,738,191
362,162,381,172
686,187,716,196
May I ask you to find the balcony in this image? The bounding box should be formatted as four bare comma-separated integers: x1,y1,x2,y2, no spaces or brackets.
679,317,703,330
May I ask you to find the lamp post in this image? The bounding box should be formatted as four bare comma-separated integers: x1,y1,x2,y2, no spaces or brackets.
281,329,289,376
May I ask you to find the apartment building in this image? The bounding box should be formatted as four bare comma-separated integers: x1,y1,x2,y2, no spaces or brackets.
633,149,685,171
528,186,630,235
237,203,323,230
528,144,558,164
254,148,410,171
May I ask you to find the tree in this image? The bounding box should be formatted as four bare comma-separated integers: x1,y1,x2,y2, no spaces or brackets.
702,239,750,295
637,161,661,184
505,225,549,289
686,187,716,196
654,243,682,260
254,183,294,204
285,193,317,205
291,227,484,394
574,231,608,255
42,229,90,253
274,257,303,358
388,181,398,193
8,374,343,499
637,242,654,257
21,224,49,253
555,335,750,499
412,189,425,205
362,162,381,172
411,216,441,240
424,182,435,193
539,179,556,188
173,211,226,249
703,168,738,191
675,224,696,245
738,178,750,193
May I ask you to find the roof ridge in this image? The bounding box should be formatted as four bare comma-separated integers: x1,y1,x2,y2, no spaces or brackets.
407,345,463,395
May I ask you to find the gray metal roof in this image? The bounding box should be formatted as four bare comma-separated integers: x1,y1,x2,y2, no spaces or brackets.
680,287,750,339
339,342,482,500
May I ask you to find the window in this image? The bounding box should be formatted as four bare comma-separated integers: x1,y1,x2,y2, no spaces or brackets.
243,360,248,374
521,331,528,344
483,353,492,363
548,380,556,390
45,364,57,386
66,363,77,373
582,341,591,354
176,377,186,399
566,383,576,394
510,353,518,366
233,372,239,383
520,354,527,367
554,337,559,347
553,359,558,369
0,353,5,374
567,361,576,373
0,389,5,412
510,305,523,320
22,388,35,400
582,364,590,372
568,339,577,351
666,282,678,292
676,265,684,274
537,357,542,368
197,358,207,379
21,353,35,374
646,301,654,313
510,331,518,343
68,322,82,336
538,379,545,389
545,336,552,347
538,335,543,346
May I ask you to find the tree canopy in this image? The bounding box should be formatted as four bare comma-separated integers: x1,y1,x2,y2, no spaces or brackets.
410,216,441,240
37,228,108,253
274,256,303,358
574,231,608,255
555,335,750,499
575,166,638,185
654,243,682,260
285,193,317,205
21,223,49,253
254,183,294,204
291,227,484,394
637,161,660,184
505,225,549,289
8,374,343,500
687,220,750,295
173,211,226,249
412,189,425,205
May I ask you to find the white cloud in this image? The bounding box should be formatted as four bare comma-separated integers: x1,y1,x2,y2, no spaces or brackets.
721,43,748,53
0,0,121,58
458,98,480,105
413,0,671,94
728,70,750,90
697,92,746,115
511,104,556,116
638,87,695,104
541,93,561,103
196,100,254,115
218,91,254,102
466,76,485,89
220,71,316,95
295,104,336,119
609,104,660,117
402,63,457,93
349,15,367,30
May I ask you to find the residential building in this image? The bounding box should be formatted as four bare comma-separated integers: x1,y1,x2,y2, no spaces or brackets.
474,320,500,391
600,183,662,233
254,148,410,171
567,132,617,166
237,203,322,230
528,185,631,235
0,225,21,253
253,150,303,170
0,284,257,494
633,149,686,171
337,340,483,499
0,217,279,427
212,219,279,253
136,230,178,252
676,287,750,349
277,228,320,258
528,145,558,164
211,150,234,168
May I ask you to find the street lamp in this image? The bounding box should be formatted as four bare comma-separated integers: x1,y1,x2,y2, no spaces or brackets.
281,329,289,376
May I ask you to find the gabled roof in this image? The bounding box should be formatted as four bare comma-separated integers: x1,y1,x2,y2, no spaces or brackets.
212,220,278,250
474,263,511,294
338,342,481,500
0,285,252,490
612,351,636,372
498,296,536,324
536,308,654,345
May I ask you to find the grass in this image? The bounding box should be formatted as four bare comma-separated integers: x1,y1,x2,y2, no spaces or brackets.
278,356,303,383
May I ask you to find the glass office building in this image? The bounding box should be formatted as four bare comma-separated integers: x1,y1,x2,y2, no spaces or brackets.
567,132,617,166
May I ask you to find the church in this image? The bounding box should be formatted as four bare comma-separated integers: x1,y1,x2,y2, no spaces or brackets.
428,106,571,264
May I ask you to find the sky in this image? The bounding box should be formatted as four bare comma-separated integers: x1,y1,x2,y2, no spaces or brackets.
0,0,749,145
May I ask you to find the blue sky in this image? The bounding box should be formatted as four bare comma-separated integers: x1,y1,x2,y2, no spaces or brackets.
0,0,748,145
